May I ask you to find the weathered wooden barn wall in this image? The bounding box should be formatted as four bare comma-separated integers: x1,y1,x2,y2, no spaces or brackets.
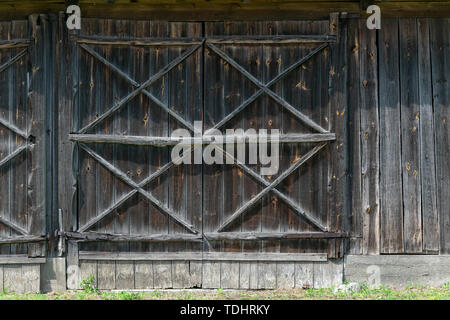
347,18,450,256
0,7,450,291
56,16,348,290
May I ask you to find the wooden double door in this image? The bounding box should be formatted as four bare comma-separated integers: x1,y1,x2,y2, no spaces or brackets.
60,17,348,261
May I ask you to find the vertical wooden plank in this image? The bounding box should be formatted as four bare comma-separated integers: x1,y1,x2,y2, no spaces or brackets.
203,22,225,259
172,261,190,289
313,260,343,288
347,18,363,254
220,261,239,289
0,21,11,255
135,261,154,289
167,23,188,259
22,264,40,293
127,20,151,255
184,22,203,256
399,18,422,253
378,18,404,253
111,19,131,253
80,260,97,287
359,20,380,255
0,265,3,292
115,261,134,290
261,21,280,255
147,20,169,259
239,262,250,289
10,20,28,255
94,19,115,254
418,19,439,253
240,21,263,257
328,16,348,259
294,262,313,288
257,262,276,289
276,262,295,289
3,265,24,293
153,261,172,288
188,261,202,288
202,261,220,289
97,261,116,290
57,12,77,234
77,18,99,253
248,261,258,289
431,18,450,254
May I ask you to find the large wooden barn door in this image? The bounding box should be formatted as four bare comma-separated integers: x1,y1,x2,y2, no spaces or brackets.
0,16,47,267
62,17,348,289
63,19,204,288
202,19,348,265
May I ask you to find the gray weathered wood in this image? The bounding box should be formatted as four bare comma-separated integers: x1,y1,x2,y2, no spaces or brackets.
3,265,24,293
153,261,172,289
202,261,221,289
69,133,336,146
238,262,250,289
205,232,348,240
313,259,343,288
80,261,97,286
258,262,277,289
115,261,134,290
418,18,439,253
22,264,40,293
431,19,450,254
345,255,450,287
276,262,295,288
0,266,3,292
378,18,404,254
359,20,380,255
399,18,422,253
294,262,314,288
59,231,201,242
207,34,336,44
0,255,45,264
220,262,240,289
134,261,154,289
80,251,326,262
218,142,328,232
97,261,116,290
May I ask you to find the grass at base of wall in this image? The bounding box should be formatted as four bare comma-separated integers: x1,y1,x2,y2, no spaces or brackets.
1,284,450,300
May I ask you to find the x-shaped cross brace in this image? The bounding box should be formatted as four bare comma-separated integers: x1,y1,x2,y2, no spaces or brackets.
0,46,31,236
78,143,200,234
78,42,203,134
205,41,329,135
74,39,331,235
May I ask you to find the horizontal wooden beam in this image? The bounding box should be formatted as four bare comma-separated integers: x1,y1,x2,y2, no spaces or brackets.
79,251,327,262
1,2,450,20
204,232,350,240
76,35,204,46
206,35,337,44
69,133,336,146
0,255,46,264
0,235,46,244
0,39,30,49
58,231,202,242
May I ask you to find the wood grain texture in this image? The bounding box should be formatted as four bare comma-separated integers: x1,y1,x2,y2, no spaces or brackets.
399,18,422,253
431,18,450,254
417,19,439,253
359,20,379,255
378,18,404,254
